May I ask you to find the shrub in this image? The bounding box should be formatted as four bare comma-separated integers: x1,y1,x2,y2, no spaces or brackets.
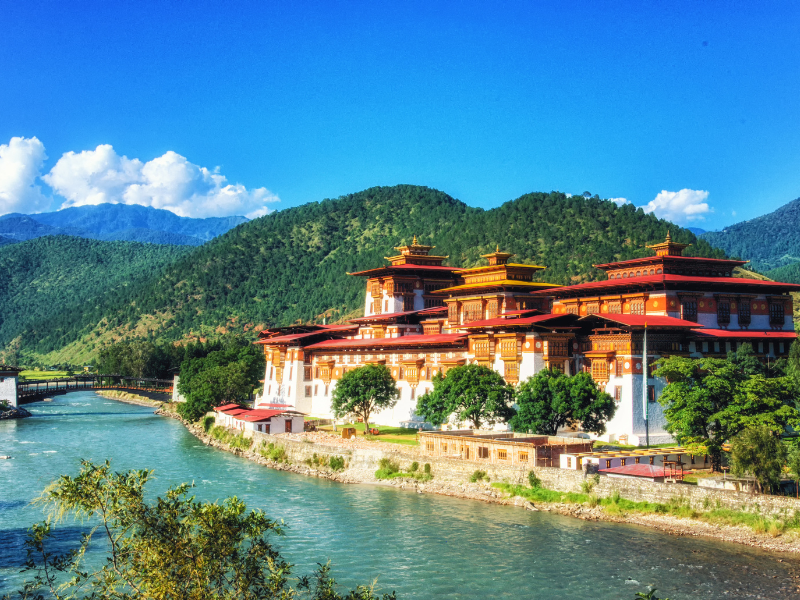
470,470,488,483
375,458,400,479
259,442,287,462
528,470,542,489
580,474,599,494
423,463,431,475
202,415,215,432
329,456,346,472
409,461,419,472
304,453,328,468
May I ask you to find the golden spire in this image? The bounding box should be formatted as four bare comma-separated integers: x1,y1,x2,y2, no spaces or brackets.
496,244,500,252
412,235,418,245
665,230,672,242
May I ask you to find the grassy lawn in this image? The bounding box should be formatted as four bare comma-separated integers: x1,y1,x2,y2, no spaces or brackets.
18,370,75,380
319,422,420,446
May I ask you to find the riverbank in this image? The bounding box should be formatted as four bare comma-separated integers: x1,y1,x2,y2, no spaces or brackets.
156,405,800,555
95,390,165,408
0,405,32,420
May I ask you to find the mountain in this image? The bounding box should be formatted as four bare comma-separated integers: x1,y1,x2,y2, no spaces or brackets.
701,197,800,273
0,204,248,246
0,236,191,365
686,227,707,236
6,185,723,365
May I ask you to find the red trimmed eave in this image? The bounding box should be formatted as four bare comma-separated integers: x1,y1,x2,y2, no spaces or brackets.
349,309,424,323
254,326,358,345
691,329,797,340
304,333,468,351
221,408,250,416
600,464,667,478
238,409,303,422
458,313,571,329
593,255,748,269
530,274,800,297
348,264,460,277
579,314,702,328
214,403,242,412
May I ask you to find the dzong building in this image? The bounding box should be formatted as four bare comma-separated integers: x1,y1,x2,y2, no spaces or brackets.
255,235,799,445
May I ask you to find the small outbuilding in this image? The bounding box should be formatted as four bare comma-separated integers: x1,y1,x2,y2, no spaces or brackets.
213,403,305,434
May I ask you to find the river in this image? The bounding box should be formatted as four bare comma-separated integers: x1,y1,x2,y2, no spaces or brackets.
1,391,798,599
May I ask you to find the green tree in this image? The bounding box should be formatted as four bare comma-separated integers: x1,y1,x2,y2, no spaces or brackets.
654,356,799,471
330,364,399,430
787,444,800,498
729,426,788,494
416,364,516,429
178,362,252,421
785,340,800,393
510,369,615,436
9,460,396,600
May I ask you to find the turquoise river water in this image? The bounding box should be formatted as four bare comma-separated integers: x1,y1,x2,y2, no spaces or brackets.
1,391,799,599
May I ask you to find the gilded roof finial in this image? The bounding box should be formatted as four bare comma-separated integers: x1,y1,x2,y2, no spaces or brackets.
665,230,672,242
412,235,418,245
496,244,500,252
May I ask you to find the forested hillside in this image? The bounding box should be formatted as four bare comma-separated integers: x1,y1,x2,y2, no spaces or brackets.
0,237,190,365
702,197,800,274
6,186,723,365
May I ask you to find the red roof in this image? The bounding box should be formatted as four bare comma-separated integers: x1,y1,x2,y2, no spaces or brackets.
222,408,250,416
691,329,797,339
349,305,449,324
255,325,357,345
239,409,288,422
214,403,242,412
533,273,800,296
458,314,568,329
593,255,747,269
600,464,667,478
580,314,701,328
305,333,468,350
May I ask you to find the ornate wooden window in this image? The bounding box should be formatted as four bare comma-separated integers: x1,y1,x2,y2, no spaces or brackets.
565,305,578,315
497,449,508,460
615,358,624,377
303,366,312,381
403,296,415,311
738,301,751,326
448,303,459,323
614,386,622,403
681,300,697,322
504,361,519,381
609,302,621,314
717,301,730,326
424,297,444,308
549,340,568,357
770,302,785,325
519,451,528,462
586,303,599,314
500,339,517,359
648,385,656,403
630,301,645,315
305,385,312,397
372,298,382,315
463,302,483,323
591,360,608,382
474,340,490,359
486,300,498,319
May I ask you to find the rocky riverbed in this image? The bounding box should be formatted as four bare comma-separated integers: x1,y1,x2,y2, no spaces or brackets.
0,405,31,420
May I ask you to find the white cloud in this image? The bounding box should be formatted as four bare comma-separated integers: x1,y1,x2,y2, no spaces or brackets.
642,189,711,224
608,197,629,206
44,145,278,218
0,136,49,215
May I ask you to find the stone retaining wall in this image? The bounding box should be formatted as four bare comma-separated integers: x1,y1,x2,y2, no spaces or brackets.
254,431,800,517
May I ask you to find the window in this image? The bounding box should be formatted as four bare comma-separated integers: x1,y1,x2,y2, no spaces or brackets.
305,385,312,398
566,457,572,468
738,302,751,326
717,301,730,326
586,303,599,314
285,419,292,433
648,385,656,403
620,458,626,466
448,303,459,322
565,305,578,315
257,424,262,432
497,449,508,460
649,456,654,465
372,298,382,315
314,384,318,396
411,387,416,401
605,459,612,469
287,387,291,397
478,446,489,459
630,301,645,315
324,385,329,396
463,302,483,323
614,386,622,404
519,451,528,462
486,300,498,319
426,441,434,452
591,360,608,381
770,302,785,325
615,358,624,377
304,366,312,381
504,361,519,381
269,367,274,380
609,303,621,314
635,457,641,464
681,300,697,322
403,295,415,311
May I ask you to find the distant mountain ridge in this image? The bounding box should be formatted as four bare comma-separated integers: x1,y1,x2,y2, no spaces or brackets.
0,204,248,246
701,197,800,278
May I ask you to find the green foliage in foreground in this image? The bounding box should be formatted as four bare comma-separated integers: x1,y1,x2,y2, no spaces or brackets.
6,460,396,600
493,482,800,536
209,425,253,451
374,458,432,482
331,365,399,431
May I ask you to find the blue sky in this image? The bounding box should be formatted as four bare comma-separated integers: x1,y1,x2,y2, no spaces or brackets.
1,1,799,227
